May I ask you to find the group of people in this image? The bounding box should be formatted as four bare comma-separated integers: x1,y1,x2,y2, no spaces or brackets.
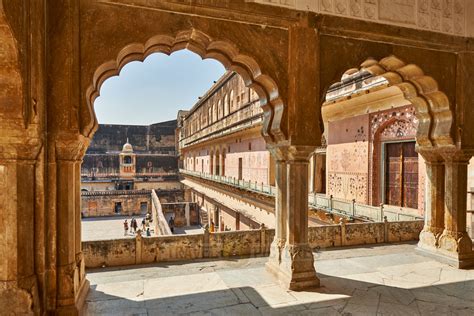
123,214,153,237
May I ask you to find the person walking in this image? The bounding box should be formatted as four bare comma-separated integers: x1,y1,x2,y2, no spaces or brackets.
141,218,146,231
146,227,151,237
123,219,129,236
131,218,137,234
168,216,175,233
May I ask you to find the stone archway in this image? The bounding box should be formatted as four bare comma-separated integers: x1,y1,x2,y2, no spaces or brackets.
83,29,287,145
322,55,474,268
0,2,324,313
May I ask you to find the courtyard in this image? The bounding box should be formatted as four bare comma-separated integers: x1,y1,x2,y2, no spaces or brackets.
84,243,474,315
82,216,203,241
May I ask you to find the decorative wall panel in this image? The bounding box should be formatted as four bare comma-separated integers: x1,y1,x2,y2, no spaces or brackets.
248,0,468,36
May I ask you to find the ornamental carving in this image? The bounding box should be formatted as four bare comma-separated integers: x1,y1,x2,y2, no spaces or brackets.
370,107,418,141
250,0,466,36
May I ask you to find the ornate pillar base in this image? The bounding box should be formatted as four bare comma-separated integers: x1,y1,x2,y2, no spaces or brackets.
55,278,90,315
417,226,443,252
277,244,319,291
265,237,285,277
434,230,474,269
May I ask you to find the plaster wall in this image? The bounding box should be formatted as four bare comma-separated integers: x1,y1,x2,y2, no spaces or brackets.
184,134,271,184
327,114,370,203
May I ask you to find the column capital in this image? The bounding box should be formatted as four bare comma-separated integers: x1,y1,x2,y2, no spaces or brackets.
441,150,472,163
51,133,90,161
417,147,443,163
267,144,315,162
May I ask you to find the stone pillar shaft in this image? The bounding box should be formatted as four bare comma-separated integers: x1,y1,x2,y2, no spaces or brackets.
0,158,40,313
286,160,309,245
437,157,473,264
418,160,445,250
266,159,288,272
267,146,319,290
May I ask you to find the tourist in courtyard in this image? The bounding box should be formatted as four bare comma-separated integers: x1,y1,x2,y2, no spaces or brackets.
131,218,137,234
123,219,129,236
146,227,151,237
168,216,175,233
141,218,146,230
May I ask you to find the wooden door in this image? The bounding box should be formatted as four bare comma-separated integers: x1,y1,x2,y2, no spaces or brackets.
402,142,418,209
385,142,418,208
385,143,402,206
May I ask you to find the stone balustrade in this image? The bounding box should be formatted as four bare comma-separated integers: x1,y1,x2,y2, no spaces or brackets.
82,220,423,268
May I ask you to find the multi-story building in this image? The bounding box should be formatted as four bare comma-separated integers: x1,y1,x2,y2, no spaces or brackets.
178,72,342,231
179,69,474,231
81,120,182,216
81,120,180,192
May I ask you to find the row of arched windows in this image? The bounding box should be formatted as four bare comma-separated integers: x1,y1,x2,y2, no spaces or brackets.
184,74,260,137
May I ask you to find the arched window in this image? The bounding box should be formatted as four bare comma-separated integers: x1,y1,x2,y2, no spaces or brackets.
208,106,212,124
224,94,229,116
230,90,234,111
218,100,222,119
124,156,132,164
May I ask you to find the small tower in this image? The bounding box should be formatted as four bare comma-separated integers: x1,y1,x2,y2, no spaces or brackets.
119,138,136,179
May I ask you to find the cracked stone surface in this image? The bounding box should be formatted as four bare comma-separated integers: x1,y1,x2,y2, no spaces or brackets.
84,243,474,315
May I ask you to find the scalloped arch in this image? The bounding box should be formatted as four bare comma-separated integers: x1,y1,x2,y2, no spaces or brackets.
324,55,454,151
84,29,286,145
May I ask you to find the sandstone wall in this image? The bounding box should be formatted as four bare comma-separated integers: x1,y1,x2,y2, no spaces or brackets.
87,120,177,154
83,220,423,268
81,191,151,217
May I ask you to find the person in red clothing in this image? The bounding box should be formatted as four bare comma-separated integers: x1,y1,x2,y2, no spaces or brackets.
123,219,129,236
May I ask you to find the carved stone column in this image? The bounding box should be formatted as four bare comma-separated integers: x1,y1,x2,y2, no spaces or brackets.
437,152,474,268
281,146,319,290
268,146,319,290
0,140,42,314
418,153,445,252
266,146,288,276
53,134,90,314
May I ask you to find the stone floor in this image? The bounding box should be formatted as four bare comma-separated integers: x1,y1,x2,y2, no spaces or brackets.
84,242,474,315
82,216,204,241
82,216,157,241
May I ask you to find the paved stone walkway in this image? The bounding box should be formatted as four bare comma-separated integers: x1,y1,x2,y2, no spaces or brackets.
84,243,474,315
82,217,204,241
82,216,156,241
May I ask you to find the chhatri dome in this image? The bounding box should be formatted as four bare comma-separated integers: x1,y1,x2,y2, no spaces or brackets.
122,138,133,153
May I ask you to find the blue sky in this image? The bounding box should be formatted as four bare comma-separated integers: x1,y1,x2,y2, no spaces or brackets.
94,50,226,125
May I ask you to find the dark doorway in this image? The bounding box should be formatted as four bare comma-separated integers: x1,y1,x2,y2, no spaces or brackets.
114,202,122,214
238,157,243,181
385,142,418,208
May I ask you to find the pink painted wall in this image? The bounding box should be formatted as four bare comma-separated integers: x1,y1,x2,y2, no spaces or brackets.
183,135,271,185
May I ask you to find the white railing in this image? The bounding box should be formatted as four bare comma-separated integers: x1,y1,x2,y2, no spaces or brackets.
308,193,423,222
180,169,275,196
180,169,423,222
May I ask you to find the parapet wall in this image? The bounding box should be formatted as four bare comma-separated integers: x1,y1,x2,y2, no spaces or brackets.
83,220,423,268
